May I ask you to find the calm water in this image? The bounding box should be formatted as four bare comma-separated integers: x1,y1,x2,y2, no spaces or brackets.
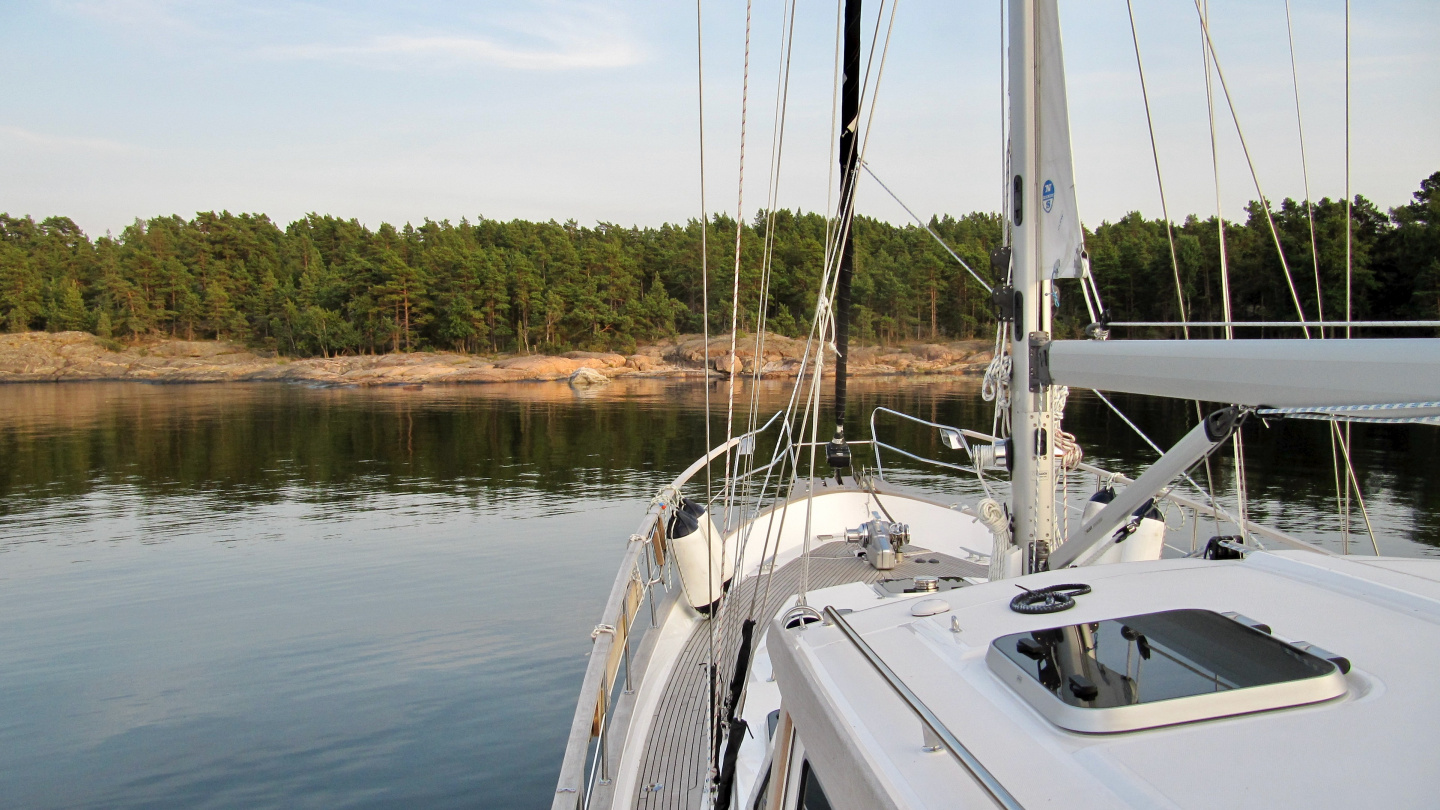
0,380,1433,809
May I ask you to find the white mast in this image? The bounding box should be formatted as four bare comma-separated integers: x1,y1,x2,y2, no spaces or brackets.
1004,0,1057,576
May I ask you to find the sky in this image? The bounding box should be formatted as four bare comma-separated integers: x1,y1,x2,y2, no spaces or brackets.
0,0,1436,238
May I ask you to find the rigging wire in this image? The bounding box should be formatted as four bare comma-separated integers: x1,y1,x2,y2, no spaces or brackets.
1197,0,1249,540
1330,420,1381,554
692,0,721,791
821,0,845,277
1284,0,1374,559
990,4,1011,439
1343,0,1358,554
694,0,712,513
728,0,799,603
1124,0,1225,534
1125,0,1189,340
726,0,801,633
799,0,854,610
860,162,992,293
1088,389,1244,540
1345,0,1352,340
801,0,901,608
746,0,800,439
1192,0,1311,339
1200,0,1232,342
1284,0,1326,335
1000,0,1009,249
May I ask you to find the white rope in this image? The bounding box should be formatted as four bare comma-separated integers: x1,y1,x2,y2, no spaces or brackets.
979,497,1010,580
743,0,799,439
722,0,755,537
731,0,800,626
981,342,1011,407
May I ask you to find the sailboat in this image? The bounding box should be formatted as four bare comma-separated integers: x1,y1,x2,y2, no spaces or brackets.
553,2,1440,808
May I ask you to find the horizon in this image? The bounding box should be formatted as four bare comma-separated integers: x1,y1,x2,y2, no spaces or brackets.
2,171,1430,242
2,1,1436,238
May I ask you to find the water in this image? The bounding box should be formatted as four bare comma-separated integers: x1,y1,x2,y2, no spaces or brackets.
0,380,1433,809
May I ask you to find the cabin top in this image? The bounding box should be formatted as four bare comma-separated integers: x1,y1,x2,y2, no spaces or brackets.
765,551,1440,809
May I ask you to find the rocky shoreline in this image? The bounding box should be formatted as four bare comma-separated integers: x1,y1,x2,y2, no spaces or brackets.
0,332,993,387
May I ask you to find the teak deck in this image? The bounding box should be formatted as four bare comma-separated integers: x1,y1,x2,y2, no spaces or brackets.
633,542,986,809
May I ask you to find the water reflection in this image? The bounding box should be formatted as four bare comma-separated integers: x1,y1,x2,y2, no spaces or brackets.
0,379,1432,554
0,379,1433,809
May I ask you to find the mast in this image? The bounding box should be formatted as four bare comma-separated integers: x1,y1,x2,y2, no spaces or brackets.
1006,0,1056,574
828,0,861,478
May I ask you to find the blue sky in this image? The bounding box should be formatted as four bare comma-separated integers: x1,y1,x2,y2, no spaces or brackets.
1,0,1436,237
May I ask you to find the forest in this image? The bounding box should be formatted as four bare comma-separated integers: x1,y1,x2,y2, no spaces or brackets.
0,171,1435,357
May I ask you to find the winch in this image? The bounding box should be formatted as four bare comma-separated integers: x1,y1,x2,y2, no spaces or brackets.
845,515,909,570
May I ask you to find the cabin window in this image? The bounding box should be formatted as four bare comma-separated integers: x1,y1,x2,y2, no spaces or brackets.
767,709,780,740
797,761,833,810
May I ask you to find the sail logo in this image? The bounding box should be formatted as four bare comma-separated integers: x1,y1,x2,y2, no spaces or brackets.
1042,180,1055,213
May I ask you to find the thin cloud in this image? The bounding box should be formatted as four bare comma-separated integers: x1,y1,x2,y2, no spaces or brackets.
269,32,641,71
50,0,197,34
264,4,644,72
53,0,644,70
0,125,141,155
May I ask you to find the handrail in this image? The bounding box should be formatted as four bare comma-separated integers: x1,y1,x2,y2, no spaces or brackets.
552,409,1331,806
552,518,656,809
869,407,994,477
669,409,785,493
552,412,790,810
821,607,1026,810
861,407,1327,557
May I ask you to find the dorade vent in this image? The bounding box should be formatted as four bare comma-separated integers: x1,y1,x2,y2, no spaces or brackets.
910,597,951,617
987,608,1349,733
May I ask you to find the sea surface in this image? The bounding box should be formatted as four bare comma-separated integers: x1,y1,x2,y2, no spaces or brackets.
0,379,1433,809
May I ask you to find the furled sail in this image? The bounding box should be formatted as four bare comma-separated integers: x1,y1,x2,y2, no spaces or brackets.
1036,0,1087,280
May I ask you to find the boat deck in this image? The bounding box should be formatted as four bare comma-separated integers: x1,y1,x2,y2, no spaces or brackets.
632,542,986,809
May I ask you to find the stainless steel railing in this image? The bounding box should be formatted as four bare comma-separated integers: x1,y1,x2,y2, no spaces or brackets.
552,405,1329,808
821,606,1026,810
550,512,668,810
869,406,994,477
551,410,789,810
867,406,1323,556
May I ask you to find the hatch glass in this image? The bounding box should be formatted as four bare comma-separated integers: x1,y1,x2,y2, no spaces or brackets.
988,608,1345,730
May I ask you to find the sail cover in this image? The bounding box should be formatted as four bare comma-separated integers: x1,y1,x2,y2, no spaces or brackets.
1036,0,1087,280
1047,339,1440,411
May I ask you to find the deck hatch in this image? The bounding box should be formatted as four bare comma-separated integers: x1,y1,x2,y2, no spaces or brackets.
987,608,1348,733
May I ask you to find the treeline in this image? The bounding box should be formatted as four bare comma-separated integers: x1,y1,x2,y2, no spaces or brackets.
0,172,1434,356
1077,171,1440,336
